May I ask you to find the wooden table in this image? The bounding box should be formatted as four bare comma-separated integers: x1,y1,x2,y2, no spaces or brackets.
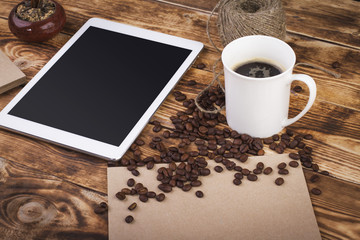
0,0,359,239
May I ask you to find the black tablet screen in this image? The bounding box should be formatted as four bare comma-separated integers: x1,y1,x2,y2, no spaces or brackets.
9,26,192,146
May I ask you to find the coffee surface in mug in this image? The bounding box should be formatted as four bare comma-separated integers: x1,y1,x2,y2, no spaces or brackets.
234,61,282,78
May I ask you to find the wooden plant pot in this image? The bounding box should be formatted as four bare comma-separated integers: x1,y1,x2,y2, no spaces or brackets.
8,0,66,42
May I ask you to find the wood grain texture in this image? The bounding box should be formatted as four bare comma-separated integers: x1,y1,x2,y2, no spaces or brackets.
157,0,360,49
0,158,107,240
0,0,359,239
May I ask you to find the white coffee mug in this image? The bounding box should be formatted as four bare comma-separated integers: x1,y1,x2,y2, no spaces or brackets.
221,35,316,138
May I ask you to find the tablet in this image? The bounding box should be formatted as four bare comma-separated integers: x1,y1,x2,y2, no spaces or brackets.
0,18,203,161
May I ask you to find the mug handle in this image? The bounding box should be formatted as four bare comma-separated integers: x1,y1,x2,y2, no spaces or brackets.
282,74,317,127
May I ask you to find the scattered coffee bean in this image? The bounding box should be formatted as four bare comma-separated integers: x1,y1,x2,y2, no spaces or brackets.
182,184,192,192
187,80,197,86
131,169,140,176
147,191,156,198
127,178,135,187
310,174,320,183
247,174,258,181
331,61,341,69
293,85,302,92
158,184,172,193
320,170,330,176
263,167,273,175
278,169,289,175
233,178,242,185
139,195,148,202
234,172,243,180
312,163,319,172
94,205,107,214
116,192,126,200
253,168,262,174
195,190,204,198
277,162,287,169
289,161,299,168
241,168,250,175
197,63,206,69
125,215,134,224
275,177,284,186
256,162,264,170
214,165,223,173
289,152,300,160
156,193,166,202
128,202,137,211
311,188,322,195
303,134,313,140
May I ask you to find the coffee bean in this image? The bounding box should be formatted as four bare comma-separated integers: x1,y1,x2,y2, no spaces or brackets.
312,163,319,172
127,178,135,187
277,162,287,169
234,172,243,179
289,140,299,149
94,205,107,214
197,63,206,69
121,188,131,195
289,152,300,160
256,162,264,170
146,161,154,170
200,168,211,176
263,137,274,144
311,188,322,195
253,168,262,174
289,161,299,168
239,154,248,162
275,177,284,186
128,202,137,211
275,146,284,154
278,169,289,175
191,180,202,187
257,149,265,156
214,166,223,173
131,169,140,176
234,166,242,172
138,187,148,195
156,193,166,202
182,184,192,192
115,192,126,200
187,80,197,86
302,162,312,168
195,190,204,198
146,191,156,198
125,215,134,224
272,134,280,141
241,168,250,175
263,167,273,175
158,184,172,193
293,85,302,92
310,175,320,183
139,194,148,202
247,174,258,181
233,178,242,185
303,134,313,140
320,170,330,176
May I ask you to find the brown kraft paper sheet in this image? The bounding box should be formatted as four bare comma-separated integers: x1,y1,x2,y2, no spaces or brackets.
107,154,321,240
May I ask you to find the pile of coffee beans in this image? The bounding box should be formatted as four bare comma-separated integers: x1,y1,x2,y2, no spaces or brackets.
116,179,166,203
108,83,328,222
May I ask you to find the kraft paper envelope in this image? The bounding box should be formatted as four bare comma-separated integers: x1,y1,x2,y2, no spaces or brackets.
0,50,26,94
108,154,321,240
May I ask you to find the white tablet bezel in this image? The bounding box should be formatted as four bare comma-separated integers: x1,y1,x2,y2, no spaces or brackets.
0,18,203,160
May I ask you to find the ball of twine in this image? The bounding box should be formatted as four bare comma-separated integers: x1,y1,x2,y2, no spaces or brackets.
217,0,286,47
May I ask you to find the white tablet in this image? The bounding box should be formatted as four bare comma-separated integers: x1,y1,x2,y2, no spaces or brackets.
0,18,203,161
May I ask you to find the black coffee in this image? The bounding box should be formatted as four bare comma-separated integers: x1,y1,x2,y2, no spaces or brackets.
234,61,282,78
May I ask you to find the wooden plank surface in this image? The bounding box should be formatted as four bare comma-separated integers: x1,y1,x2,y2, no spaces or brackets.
0,0,359,239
